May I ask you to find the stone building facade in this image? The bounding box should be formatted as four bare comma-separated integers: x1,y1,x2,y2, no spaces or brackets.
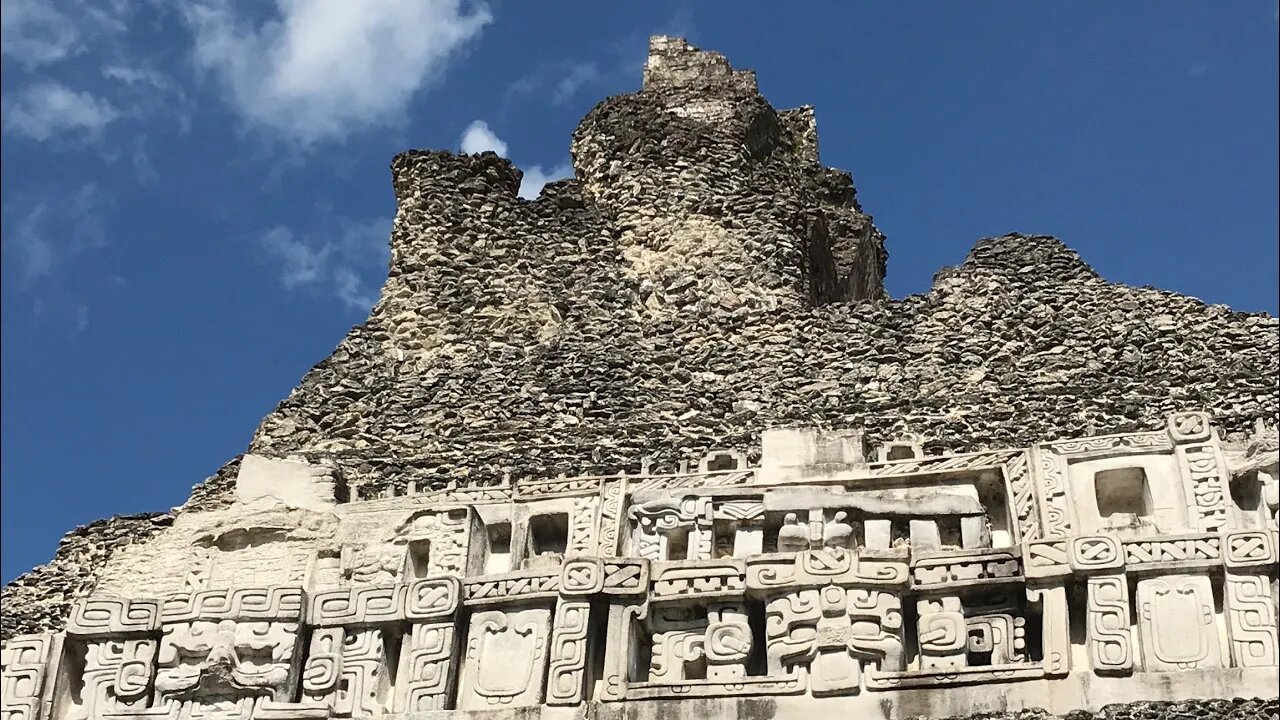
2,37,1277,720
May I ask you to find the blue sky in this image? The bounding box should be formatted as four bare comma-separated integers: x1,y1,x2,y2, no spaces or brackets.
2,2,1277,583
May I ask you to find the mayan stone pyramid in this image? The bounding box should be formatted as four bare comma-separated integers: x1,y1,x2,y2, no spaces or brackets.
2,37,1276,720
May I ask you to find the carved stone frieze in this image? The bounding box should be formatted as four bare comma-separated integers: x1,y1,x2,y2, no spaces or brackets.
911,550,1021,590
746,549,908,591
67,598,161,637
8,411,1280,715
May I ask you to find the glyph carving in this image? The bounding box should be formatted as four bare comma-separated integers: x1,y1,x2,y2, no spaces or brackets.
1177,443,1230,533
333,628,391,716
1168,411,1213,443
458,607,551,709
1223,530,1277,569
1136,575,1221,671
154,619,301,705
405,577,461,619
1035,448,1074,538
300,628,343,705
1023,539,1069,579
568,496,599,557
1004,452,1041,542
308,585,406,627
79,638,158,717
916,597,966,670
966,614,1026,664
1027,585,1070,676
597,479,626,557
763,586,902,695
394,509,472,578
912,550,1021,589
630,497,712,561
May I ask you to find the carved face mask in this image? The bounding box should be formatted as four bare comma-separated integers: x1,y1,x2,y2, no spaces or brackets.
154,619,296,702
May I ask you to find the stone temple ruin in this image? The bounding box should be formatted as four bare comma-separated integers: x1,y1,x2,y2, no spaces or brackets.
2,36,1278,720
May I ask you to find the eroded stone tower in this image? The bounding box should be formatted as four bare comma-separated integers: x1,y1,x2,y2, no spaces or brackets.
2,37,1277,720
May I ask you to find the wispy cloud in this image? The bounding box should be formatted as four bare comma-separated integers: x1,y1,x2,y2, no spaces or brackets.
1188,62,1208,79
2,1,192,153
258,217,391,310
182,0,491,144
0,0,125,69
459,120,508,155
1,184,112,283
2,82,119,141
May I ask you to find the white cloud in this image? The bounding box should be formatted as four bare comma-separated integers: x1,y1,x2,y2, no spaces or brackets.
519,164,574,200
183,0,491,144
459,120,508,155
2,184,111,282
258,217,391,310
1188,62,1208,79
2,82,119,141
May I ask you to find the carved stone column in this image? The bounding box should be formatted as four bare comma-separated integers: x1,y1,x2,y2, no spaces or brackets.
1,633,59,720
546,600,592,704
1085,574,1132,674
398,576,463,712
1222,530,1279,667
1170,412,1230,534
399,622,459,711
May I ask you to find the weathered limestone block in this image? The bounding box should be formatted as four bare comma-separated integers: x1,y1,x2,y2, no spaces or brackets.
234,454,338,511
457,606,552,709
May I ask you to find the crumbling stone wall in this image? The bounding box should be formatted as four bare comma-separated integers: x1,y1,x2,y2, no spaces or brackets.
4,37,1277,643
1,513,171,641
925,698,1279,720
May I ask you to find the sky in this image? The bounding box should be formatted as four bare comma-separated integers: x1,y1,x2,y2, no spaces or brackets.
2,2,1277,584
